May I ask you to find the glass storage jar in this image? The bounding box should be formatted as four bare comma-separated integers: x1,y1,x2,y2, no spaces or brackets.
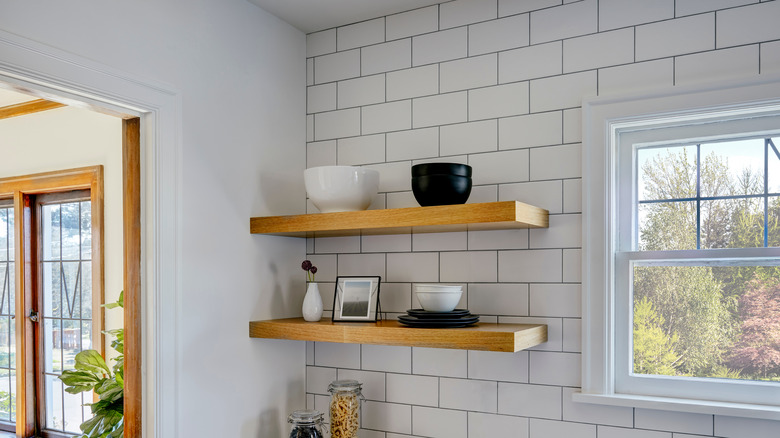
328,379,363,438
287,409,324,438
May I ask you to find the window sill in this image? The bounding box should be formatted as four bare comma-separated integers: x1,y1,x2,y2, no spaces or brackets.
572,392,780,421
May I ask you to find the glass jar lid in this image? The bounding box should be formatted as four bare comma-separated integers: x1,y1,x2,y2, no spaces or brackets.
327,379,362,393
288,409,324,425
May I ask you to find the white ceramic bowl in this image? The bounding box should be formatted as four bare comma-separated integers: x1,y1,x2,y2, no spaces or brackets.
414,284,463,312
304,166,379,213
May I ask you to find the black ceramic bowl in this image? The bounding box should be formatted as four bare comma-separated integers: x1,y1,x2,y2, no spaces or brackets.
411,163,472,206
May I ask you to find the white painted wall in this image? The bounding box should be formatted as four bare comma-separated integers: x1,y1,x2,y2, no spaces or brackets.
0,106,124,335
0,0,308,436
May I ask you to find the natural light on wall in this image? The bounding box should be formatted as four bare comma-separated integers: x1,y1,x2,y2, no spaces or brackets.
580,75,780,420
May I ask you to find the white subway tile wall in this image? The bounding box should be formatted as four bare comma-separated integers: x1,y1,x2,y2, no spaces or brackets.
304,1,780,436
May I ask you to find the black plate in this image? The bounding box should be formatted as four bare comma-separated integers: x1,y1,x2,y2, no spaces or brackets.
406,308,472,318
397,314,479,328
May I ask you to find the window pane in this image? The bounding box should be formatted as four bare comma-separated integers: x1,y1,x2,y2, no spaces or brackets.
700,139,764,197
45,374,64,431
61,261,80,319
701,198,763,249
770,138,780,194
80,201,91,259
633,263,780,382
0,368,11,422
0,209,7,263
63,385,84,434
637,145,697,201
638,201,697,250
42,204,60,261
42,261,61,318
60,202,80,260
768,196,780,247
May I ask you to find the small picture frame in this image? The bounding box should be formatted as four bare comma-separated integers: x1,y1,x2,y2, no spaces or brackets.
332,276,381,322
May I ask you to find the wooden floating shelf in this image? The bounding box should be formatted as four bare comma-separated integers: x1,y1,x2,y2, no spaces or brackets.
249,318,548,353
249,201,549,237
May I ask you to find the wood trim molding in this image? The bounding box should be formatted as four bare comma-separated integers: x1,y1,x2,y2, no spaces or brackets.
0,99,65,119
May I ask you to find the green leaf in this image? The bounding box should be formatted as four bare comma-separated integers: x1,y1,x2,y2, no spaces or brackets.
59,370,102,394
74,350,111,376
103,291,124,309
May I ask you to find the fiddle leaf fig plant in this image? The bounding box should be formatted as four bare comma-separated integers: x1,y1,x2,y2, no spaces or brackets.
59,292,125,438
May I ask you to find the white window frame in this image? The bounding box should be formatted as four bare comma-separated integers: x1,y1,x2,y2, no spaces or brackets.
578,74,780,421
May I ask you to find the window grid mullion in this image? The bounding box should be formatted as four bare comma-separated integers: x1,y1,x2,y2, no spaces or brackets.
696,143,702,250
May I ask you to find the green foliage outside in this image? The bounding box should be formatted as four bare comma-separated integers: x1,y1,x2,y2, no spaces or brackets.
633,146,780,381
59,292,124,438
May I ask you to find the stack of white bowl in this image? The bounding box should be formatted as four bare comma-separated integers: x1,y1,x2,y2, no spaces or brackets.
413,284,463,312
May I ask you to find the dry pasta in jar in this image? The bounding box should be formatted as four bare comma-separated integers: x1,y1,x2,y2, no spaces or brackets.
328,380,363,438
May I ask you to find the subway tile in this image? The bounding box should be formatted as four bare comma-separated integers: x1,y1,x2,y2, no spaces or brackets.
469,82,529,121
314,108,361,140
467,184,498,204
499,180,563,214
440,53,498,93
364,161,412,193
413,27,468,66
717,1,780,48
440,378,498,413
314,235,360,254
529,351,581,386
500,0,562,17
562,318,582,352
635,409,714,435
530,71,597,112
677,0,756,17
313,394,329,414
502,316,563,351
563,178,582,213
357,429,385,438
314,342,360,369
469,350,529,383
317,282,336,312
307,83,336,114
307,140,337,168
337,134,385,166
676,45,759,86
306,393,314,409
362,100,412,135
761,40,780,75
441,0,497,29
362,345,412,373
598,426,671,438
307,29,336,58
387,65,439,101
467,283,529,316
362,39,412,75
599,0,674,31
361,233,412,253
413,92,468,128
412,231,467,252
499,41,562,83
530,214,582,249
636,14,715,61
378,282,413,313
469,14,530,56
413,406,468,438
387,252,440,282
363,401,412,435
337,253,385,278
306,255,337,282
562,387,633,426
563,108,581,144
516,421,580,438
714,415,780,438
386,373,439,406
387,191,418,209
307,114,314,142
469,149,529,185
387,5,439,40
306,366,337,395
530,283,581,317
498,383,562,419
314,49,360,84
469,412,529,438
530,144,582,180
338,75,385,109
499,111,562,150
599,59,674,96
440,120,498,156
306,341,314,366
336,369,386,401
413,347,468,378
562,249,582,283
499,249,562,283
468,229,529,250
440,251,497,283
563,28,634,73
387,127,439,162
530,0,598,45
338,18,385,51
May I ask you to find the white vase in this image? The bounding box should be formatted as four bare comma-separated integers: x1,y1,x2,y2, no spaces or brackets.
302,282,323,322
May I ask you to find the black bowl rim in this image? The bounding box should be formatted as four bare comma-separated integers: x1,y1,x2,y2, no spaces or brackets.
411,162,472,177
